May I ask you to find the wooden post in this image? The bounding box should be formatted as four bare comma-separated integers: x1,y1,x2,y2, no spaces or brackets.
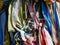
44,0,60,2
0,0,3,8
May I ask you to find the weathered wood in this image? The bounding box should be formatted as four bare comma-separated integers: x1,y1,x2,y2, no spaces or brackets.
44,0,60,2
0,0,3,8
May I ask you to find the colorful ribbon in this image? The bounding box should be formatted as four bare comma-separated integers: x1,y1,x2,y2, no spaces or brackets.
11,0,55,45
26,0,53,45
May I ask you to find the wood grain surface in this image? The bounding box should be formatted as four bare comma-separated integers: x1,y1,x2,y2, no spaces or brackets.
0,0,3,8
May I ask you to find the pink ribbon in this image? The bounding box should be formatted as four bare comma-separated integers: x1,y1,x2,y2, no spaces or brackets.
26,1,48,45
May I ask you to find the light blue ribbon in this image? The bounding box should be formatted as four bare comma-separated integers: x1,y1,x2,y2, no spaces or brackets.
53,1,59,29
42,1,52,34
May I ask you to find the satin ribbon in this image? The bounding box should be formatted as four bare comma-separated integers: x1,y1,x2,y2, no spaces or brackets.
0,11,6,45
53,1,59,30
50,0,55,2
42,1,52,34
26,1,49,45
11,0,54,45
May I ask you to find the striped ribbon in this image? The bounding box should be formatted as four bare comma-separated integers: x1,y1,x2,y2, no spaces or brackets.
26,0,51,45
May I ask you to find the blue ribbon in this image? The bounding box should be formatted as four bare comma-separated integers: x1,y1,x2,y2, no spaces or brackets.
53,1,59,29
14,32,23,45
0,11,6,45
42,1,52,34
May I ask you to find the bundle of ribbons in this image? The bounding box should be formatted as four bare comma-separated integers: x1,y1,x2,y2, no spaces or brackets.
8,0,60,45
